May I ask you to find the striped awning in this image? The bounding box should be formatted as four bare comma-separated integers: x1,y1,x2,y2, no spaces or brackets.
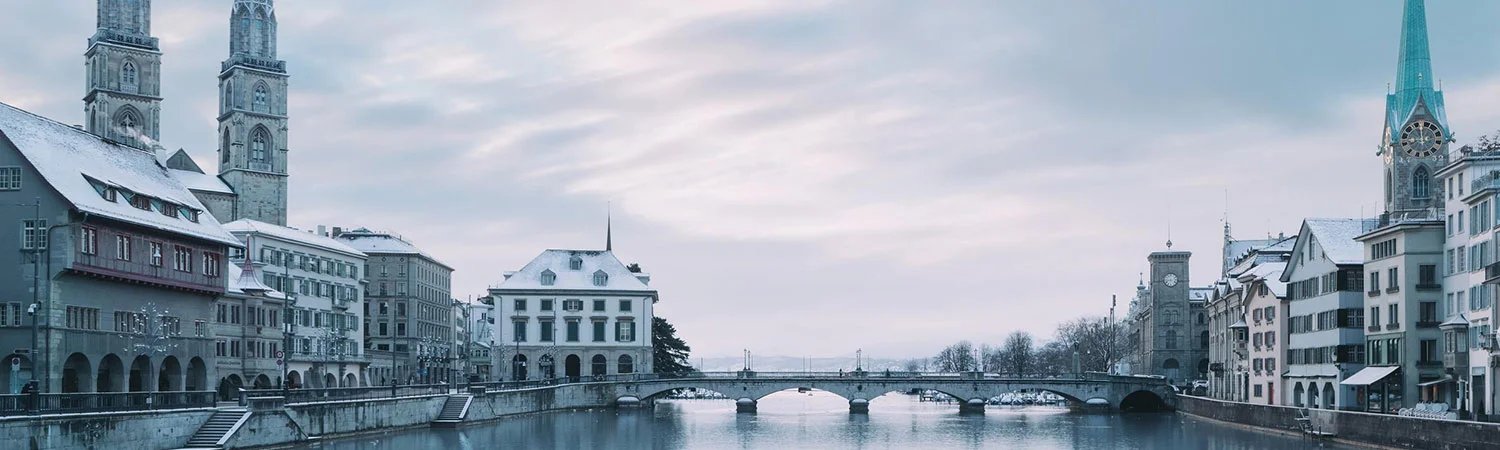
1340,366,1399,386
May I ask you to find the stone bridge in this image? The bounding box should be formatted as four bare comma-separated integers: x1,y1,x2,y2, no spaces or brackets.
602,371,1175,413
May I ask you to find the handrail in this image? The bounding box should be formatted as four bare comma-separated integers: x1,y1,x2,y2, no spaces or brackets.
0,390,215,417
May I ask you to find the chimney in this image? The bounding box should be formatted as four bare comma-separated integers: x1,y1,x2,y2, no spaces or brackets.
332,227,343,237
317,225,327,237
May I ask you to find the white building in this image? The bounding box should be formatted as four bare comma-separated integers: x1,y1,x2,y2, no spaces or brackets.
225,220,368,388
490,249,655,381
1243,261,1288,405
1281,219,1374,410
1436,151,1500,419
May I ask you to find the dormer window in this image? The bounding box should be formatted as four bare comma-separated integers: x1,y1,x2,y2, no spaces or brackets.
569,256,583,270
593,270,608,287
540,270,556,286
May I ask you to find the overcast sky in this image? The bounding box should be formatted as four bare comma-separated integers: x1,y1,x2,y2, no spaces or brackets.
5,1,1500,359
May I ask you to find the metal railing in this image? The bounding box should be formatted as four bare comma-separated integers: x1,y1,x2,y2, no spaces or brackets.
0,390,214,416
243,384,448,404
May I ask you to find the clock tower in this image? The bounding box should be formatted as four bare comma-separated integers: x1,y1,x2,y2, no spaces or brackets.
1381,0,1449,218
1146,250,1193,383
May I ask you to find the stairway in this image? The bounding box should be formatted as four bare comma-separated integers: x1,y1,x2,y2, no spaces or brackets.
182,409,250,449
432,395,472,428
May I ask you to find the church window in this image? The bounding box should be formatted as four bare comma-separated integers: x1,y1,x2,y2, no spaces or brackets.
114,108,143,146
1413,167,1430,198
121,61,138,92
221,131,231,164
223,80,234,110
250,128,270,166
253,84,269,113
1165,330,1178,350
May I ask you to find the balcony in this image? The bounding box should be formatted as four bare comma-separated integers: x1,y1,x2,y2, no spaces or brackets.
1472,171,1500,195
89,29,159,50
289,351,369,364
1386,286,1401,294
1416,283,1442,291
1368,290,1382,297
222,54,287,73
1417,320,1441,328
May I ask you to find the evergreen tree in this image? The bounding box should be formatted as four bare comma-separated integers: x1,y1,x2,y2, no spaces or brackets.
653,317,694,375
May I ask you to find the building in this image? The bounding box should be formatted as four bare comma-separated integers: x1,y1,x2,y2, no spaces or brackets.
1207,232,1293,402
222,221,368,390
1345,0,1451,414
1242,260,1288,405
335,228,454,385
490,249,655,381
1437,147,1500,419
0,101,240,394
84,0,163,148
211,260,286,398
168,0,290,227
1280,219,1374,410
1126,248,1208,384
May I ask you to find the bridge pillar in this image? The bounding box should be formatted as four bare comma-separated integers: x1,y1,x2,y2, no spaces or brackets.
735,398,757,413
959,398,986,414
848,398,869,414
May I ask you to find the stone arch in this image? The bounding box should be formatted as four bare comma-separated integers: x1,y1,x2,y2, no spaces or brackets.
323,373,336,388
618,354,635,374
187,357,207,391
252,81,271,113
1322,383,1335,409
253,374,272,389
343,373,357,387
1120,390,1169,412
1293,382,1305,407
1308,382,1320,408
4,353,36,394
97,354,125,392
218,374,243,401
286,370,302,389
128,355,152,392
591,354,608,377
564,354,581,380
158,355,183,391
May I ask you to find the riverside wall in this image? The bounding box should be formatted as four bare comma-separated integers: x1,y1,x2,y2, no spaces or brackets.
0,407,215,450
1178,395,1500,449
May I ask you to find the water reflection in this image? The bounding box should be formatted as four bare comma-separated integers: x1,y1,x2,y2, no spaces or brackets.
304,391,1360,449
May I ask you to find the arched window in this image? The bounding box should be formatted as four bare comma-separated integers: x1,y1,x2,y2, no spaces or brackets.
569,256,583,271
591,354,607,376
121,61,138,93
115,107,142,145
220,130,231,164
249,128,270,164
1413,166,1431,199
593,270,608,287
617,355,634,374
253,84,269,113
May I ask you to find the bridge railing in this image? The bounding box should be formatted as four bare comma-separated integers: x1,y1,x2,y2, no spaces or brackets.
0,390,216,417
243,384,449,405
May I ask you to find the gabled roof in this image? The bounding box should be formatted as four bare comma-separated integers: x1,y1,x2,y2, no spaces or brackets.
223,219,365,258
170,168,235,195
227,261,286,299
0,101,239,246
1303,218,1378,264
493,249,653,293
335,228,450,269
1238,262,1288,298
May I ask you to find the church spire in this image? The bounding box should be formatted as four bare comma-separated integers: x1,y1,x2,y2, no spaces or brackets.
1389,0,1446,130
606,205,613,252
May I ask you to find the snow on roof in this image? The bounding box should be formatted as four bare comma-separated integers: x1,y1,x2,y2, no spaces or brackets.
223,219,366,258
493,249,654,293
1303,218,1380,265
170,168,235,195
227,261,287,299
335,228,450,268
1238,262,1288,298
1189,287,1212,301
0,102,240,246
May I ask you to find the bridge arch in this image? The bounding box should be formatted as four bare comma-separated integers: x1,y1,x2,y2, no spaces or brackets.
1119,389,1169,412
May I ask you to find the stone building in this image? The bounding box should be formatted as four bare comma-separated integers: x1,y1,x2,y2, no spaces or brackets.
336,228,454,385
1207,233,1293,402
1242,261,1288,405
1436,150,1500,419
491,249,655,381
211,260,286,398
0,102,238,394
84,0,162,148
1128,248,1209,385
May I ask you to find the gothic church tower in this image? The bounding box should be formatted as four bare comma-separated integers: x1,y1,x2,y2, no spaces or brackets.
85,0,162,149
1381,0,1449,218
217,0,289,226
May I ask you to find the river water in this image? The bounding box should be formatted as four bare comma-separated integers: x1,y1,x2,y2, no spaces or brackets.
303,391,1362,449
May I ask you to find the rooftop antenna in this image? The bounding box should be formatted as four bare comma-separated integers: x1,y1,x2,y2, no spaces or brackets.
606,202,613,252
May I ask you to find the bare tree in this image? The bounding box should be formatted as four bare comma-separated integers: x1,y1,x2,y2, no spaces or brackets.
1053,316,1120,373
933,341,977,372
1000,331,1034,376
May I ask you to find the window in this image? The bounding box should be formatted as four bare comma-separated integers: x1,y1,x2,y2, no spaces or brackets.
619,300,632,312
1370,307,1380,329
564,299,583,312
0,303,20,327
593,300,605,312
566,320,580,342
1165,330,1178,350
21,220,47,250
397,323,407,336
1372,239,1397,259
514,299,527,312
540,270,556,286
592,320,606,342
569,256,583,270
204,253,221,277
1368,271,1380,293
1387,267,1399,292
253,84,269,112
1413,167,1430,198
616,321,635,342
1420,302,1437,324
539,320,554,342
513,321,528,342
1419,265,1437,286
618,355,634,374
1388,304,1399,326
250,128,270,163
1420,339,1438,363
593,270,608,286
66,306,99,330
173,246,192,272
121,61,138,91
0,167,19,190
541,299,554,311
79,227,98,255
147,242,161,267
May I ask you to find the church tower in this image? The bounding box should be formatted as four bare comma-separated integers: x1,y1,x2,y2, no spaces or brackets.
217,0,289,226
1381,0,1449,218
85,0,162,149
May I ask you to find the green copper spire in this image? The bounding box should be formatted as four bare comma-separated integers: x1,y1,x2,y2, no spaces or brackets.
1388,0,1447,134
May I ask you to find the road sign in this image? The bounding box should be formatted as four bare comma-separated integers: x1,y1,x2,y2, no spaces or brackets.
276,359,284,366
275,350,284,358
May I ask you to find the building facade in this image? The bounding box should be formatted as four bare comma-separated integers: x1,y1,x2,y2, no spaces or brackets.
211,261,286,398
1282,219,1373,410
336,228,454,385
1127,249,1208,385
1243,262,1288,405
1437,150,1500,419
491,249,655,381
84,0,162,148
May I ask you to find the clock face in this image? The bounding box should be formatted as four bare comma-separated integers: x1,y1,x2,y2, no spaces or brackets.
1163,273,1179,287
1400,120,1444,157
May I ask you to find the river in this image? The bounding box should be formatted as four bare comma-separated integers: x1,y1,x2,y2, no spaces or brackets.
301,391,1362,449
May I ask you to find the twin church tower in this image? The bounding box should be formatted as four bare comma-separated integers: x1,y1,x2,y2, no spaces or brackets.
84,0,289,226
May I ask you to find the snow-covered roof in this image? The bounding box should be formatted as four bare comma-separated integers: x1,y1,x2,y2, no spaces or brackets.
224,219,365,258
1302,218,1379,265
335,228,450,269
1189,287,1212,301
170,168,235,195
1441,313,1469,328
493,249,654,293
227,261,286,299
1238,262,1288,298
0,102,239,246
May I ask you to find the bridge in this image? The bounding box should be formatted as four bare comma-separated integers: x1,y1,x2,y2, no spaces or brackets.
597,371,1175,414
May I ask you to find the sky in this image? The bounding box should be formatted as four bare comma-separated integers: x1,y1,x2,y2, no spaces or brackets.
6,0,1500,360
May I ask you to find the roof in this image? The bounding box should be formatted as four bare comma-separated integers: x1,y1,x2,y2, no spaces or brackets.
227,261,286,299
493,249,653,293
1189,287,1212,301
335,228,450,269
1303,218,1379,265
1388,0,1448,133
170,168,235,195
1238,262,1288,298
0,102,240,246
224,219,366,258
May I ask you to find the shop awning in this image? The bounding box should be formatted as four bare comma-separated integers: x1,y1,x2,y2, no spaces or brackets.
1418,376,1452,387
1340,366,1399,386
